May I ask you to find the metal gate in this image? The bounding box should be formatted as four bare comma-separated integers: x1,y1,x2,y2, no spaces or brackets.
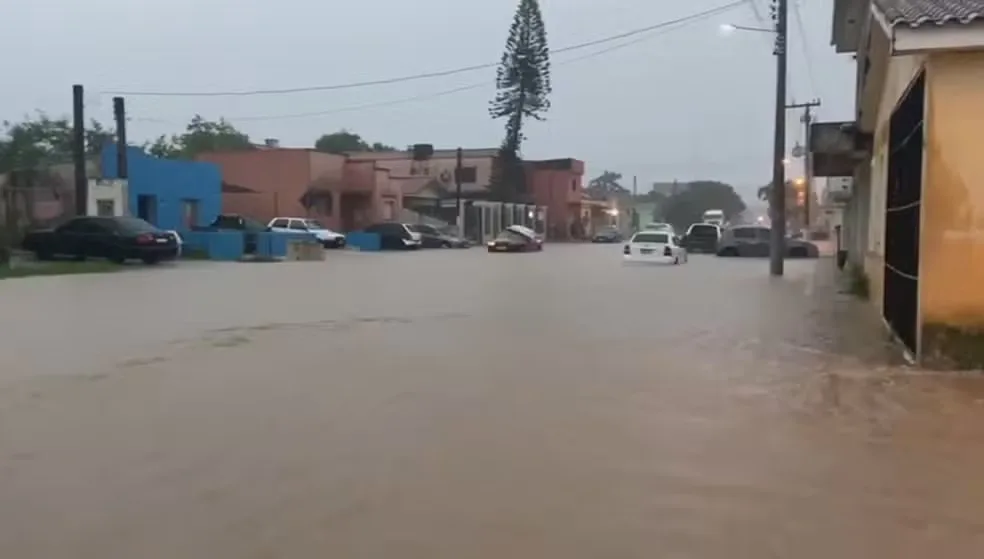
883,71,924,355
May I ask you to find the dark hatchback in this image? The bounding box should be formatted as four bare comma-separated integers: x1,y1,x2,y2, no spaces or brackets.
680,223,721,254
407,223,470,248
592,227,623,243
22,216,179,264
487,225,543,253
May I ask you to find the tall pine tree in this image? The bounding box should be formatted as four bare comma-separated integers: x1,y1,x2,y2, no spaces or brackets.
489,0,551,200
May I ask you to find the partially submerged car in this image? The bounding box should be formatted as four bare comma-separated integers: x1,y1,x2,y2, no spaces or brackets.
680,223,721,254
591,227,623,243
407,223,470,248
716,225,819,258
487,225,543,253
268,217,346,248
622,230,687,264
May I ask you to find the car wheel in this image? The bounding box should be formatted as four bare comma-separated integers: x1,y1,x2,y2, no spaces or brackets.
789,247,808,258
110,251,126,264
141,255,160,265
718,247,738,257
35,250,52,261
441,241,452,248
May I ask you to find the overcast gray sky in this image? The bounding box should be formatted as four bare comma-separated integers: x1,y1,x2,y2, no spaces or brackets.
2,0,852,202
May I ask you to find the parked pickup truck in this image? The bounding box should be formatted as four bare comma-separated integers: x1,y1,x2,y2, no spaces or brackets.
192,214,270,254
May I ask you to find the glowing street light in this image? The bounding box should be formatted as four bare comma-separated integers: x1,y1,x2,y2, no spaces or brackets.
718,23,775,35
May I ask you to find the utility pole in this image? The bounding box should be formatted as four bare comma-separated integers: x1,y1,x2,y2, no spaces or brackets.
113,97,128,179
454,147,463,238
788,99,821,233
71,85,87,217
768,0,788,276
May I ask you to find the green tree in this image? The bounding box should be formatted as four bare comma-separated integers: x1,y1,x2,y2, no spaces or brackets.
660,180,747,231
586,170,629,198
0,113,114,172
489,0,551,200
313,130,396,154
144,115,252,160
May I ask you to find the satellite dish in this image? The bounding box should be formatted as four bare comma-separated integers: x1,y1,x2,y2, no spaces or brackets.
791,144,805,158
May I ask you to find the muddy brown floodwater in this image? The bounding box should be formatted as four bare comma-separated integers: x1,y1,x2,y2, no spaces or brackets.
2,245,984,558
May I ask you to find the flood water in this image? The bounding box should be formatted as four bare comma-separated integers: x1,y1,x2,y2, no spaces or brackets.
2,245,983,558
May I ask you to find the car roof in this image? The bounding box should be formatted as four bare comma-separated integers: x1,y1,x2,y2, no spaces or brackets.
506,225,536,238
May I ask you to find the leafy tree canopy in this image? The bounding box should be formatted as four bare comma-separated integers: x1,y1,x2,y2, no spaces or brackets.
0,113,114,172
660,180,747,231
313,130,396,154
145,115,252,160
586,170,629,198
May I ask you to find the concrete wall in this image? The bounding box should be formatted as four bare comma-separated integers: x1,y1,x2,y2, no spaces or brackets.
917,52,984,364
101,145,221,231
199,150,313,225
86,179,127,217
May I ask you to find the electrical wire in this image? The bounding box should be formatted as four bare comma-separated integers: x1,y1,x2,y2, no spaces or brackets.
791,0,818,97
174,17,703,123
102,0,746,98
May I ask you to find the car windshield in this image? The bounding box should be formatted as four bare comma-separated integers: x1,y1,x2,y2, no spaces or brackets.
408,224,438,234
304,219,326,230
114,217,158,234
688,225,718,237
633,232,669,244
645,223,671,230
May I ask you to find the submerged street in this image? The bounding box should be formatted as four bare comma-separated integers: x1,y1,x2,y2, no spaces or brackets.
2,245,984,557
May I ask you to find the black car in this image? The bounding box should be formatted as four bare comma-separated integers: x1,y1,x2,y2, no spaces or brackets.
592,228,623,243
22,216,179,264
487,225,543,253
363,222,423,250
680,223,721,254
407,223,469,248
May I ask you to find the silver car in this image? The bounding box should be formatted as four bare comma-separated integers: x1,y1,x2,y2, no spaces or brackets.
716,225,818,258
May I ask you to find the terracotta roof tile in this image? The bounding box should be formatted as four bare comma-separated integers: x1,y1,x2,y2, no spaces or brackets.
875,0,984,26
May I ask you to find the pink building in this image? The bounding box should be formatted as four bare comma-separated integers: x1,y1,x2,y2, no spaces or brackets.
198,145,592,238
198,148,402,231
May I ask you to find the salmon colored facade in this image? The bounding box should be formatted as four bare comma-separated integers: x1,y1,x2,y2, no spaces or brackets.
198,149,402,231
200,146,589,239
823,0,984,367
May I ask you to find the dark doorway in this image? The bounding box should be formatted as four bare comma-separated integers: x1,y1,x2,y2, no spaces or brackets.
883,71,924,356
136,194,158,225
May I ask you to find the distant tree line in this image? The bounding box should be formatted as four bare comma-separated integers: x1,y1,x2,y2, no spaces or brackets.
0,113,398,171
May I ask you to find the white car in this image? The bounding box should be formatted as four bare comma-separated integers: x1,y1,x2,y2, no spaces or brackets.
643,222,676,235
623,230,687,264
268,217,346,248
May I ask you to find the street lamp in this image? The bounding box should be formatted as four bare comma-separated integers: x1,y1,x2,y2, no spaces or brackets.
718,23,775,34
721,8,788,275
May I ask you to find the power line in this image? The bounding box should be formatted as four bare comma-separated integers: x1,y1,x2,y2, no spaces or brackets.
151,17,704,123
103,0,746,98
791,0,818,97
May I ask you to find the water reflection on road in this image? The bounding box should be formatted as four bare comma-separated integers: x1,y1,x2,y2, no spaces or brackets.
2,246,983,558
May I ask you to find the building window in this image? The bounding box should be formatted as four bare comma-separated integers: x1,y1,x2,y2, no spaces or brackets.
182,199,200,228
571,179,578,191
96,199,115,216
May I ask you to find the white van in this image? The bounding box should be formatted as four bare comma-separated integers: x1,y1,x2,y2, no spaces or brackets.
701,209,725,227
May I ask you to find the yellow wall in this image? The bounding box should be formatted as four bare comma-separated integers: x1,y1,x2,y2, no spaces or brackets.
921,52,984,327
866,54,926,311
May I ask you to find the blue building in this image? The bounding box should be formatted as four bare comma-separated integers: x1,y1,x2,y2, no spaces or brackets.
100,144,221,231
